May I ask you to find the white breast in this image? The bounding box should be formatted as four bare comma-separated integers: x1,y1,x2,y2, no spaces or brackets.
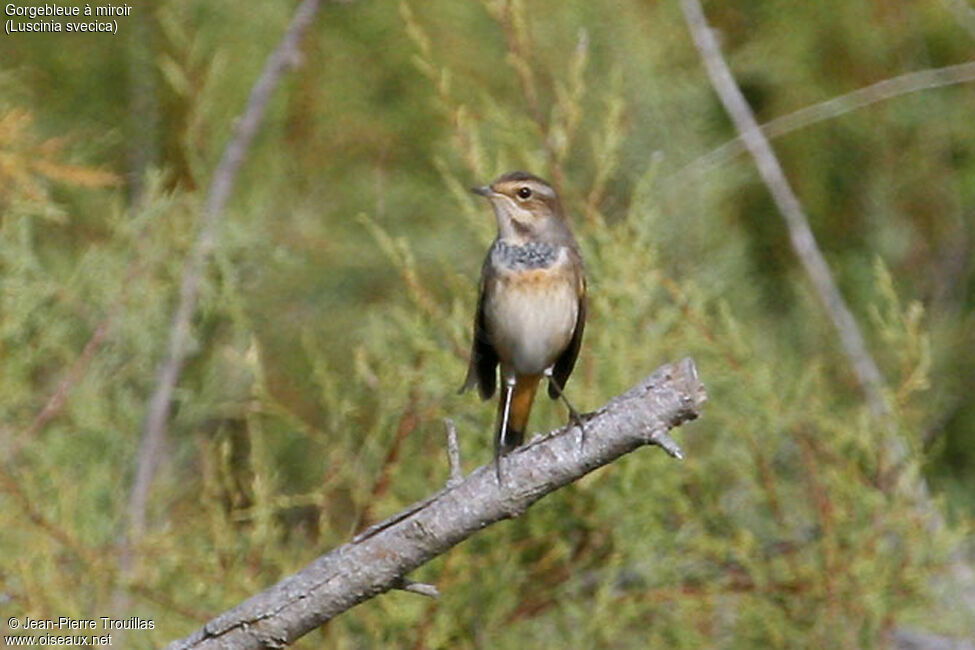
484,251,579,376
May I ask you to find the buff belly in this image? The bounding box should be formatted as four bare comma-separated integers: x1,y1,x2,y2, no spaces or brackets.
484,268,579,376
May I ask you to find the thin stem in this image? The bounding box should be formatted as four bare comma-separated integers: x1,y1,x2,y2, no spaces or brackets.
674,60,975,184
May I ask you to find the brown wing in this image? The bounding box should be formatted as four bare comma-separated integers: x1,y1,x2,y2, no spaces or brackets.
459,271,498,400
549,277,586,399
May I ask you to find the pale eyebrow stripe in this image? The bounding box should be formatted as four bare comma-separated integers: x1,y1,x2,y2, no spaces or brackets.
532,182,556,199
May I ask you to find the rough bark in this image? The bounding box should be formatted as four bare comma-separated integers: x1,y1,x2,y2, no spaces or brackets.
165,358,706,649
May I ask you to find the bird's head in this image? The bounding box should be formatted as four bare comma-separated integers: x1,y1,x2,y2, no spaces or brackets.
471,171,567,244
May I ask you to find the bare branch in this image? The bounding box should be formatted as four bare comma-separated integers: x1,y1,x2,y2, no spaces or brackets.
680,0,889,419
127,0,324,544
675,60,975,184
164,358,706,649
115,2,327,630
680,1,975,630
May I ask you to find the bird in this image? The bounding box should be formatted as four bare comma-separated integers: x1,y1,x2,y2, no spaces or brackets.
459,171,587,481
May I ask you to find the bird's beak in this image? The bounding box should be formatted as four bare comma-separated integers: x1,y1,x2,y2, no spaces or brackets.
470,185,493,197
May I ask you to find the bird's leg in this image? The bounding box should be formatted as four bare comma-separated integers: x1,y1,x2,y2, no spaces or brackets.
544,368,586,448
495,375,516,485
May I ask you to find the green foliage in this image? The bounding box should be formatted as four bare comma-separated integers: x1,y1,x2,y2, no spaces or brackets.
1,0,974,647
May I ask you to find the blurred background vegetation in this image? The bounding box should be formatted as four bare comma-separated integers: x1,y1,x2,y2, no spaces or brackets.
1,0,974,647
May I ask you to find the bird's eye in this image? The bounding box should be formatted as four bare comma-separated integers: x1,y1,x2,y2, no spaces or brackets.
517,186,532,199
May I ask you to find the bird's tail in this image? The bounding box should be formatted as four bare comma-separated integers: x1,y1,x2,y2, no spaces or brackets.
496,374,540,454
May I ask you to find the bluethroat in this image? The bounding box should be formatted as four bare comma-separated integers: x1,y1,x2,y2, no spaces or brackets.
460,171,587,480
